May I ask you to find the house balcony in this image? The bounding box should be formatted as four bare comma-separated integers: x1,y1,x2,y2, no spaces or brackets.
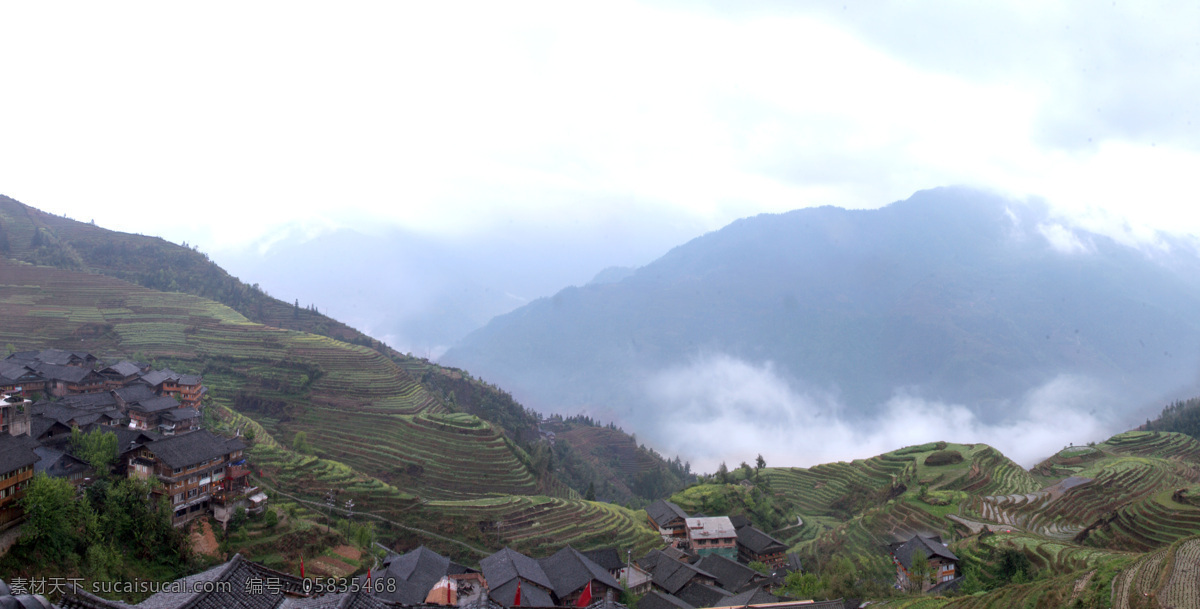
212,485,258,506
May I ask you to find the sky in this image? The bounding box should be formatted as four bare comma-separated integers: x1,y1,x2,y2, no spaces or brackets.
3,1,1199,470
2,1,1200,258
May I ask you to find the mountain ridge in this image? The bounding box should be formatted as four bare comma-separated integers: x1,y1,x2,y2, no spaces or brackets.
443,187,1200,465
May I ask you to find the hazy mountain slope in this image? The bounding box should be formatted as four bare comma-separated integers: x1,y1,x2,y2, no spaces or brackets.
0,195,689,501
443,187,1200,452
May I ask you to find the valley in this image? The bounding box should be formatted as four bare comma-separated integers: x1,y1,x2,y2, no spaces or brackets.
5,195,1200,608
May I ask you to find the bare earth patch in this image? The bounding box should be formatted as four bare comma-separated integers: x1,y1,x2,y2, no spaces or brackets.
190,519,221,558
309,556,355,577
333,545,362,562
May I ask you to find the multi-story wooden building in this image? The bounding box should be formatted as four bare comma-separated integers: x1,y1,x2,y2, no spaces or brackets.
98,361,146,390
35,364,106,397
127,430,247,527
735,525,788,568
140,369,203,408
0,434,41,528
646,499,690,544
891,534,959,591
0,362,46,396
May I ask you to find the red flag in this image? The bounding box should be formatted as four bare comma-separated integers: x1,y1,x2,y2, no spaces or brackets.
575,582,593,607
300,557,305,579
367,568,372,580
513,579,522,607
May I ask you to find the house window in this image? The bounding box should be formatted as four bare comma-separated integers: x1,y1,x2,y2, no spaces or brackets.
174,493,183,503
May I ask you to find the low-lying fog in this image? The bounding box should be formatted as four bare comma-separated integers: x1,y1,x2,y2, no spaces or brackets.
643,352,1164,473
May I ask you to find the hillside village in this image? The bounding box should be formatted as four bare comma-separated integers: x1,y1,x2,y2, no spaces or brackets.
0,348,262,531
0,347,859,608
4,340,1200,609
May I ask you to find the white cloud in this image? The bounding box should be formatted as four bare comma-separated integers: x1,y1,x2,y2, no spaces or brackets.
1036,222,1092,254
645,353,1118,473
4,1,1200,257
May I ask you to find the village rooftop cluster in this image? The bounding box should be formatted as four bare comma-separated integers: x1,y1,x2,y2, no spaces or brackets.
0,348,263,531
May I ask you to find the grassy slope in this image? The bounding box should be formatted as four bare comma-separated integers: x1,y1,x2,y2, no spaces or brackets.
673,435,1200,607
0,256,658,558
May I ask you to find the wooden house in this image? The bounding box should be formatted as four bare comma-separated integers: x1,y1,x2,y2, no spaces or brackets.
647,499,690,543
0,433,40,528
127,430,246,526
35,363,106,397
735,525,788,568
480,547,556,607
891,534,959,591
539,546,622,606
98,361,144,390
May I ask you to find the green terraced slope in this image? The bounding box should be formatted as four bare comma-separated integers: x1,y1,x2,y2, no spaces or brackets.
0,258,547,499
963,432,1200,551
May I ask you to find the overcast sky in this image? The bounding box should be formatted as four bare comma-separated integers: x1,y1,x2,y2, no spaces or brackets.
2,0,1199,258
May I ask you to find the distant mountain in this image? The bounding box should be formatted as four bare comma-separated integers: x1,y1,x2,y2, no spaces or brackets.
212,215,700,359
443,187,1200,463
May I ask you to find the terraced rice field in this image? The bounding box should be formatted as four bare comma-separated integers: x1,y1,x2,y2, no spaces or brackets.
0,260,549,498
214,402,655,558
288,410,540,499
423,495,661,556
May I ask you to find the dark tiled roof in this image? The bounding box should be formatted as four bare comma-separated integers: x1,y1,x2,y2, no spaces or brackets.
480,547,554,591
107,427,160,451
114,384,158,404
0,361,39,381
928,575,964,595
71,412,107,427
33,348,93,366
33,445,90,478
893,535,958,572
581,548,624,572
58,553,314,609
637,549,666,571
0,433,40,473
652,556,718,595
640,591,695,609
131,395,180,413
676,582,732,608
162,408,200,422
30,415,72,441
61,392,118,410
178,374,202,385
32,362,91,383
728,515,751,530
144,430,243,469
785,553,802,573
101,361,142,377
489,577,555,608
32,402,81,424
646,500,689,527
693,555,761,592
5,350,39,363
735,526,787,555
539,546,621,598
376,546,453,605
140,369,180,387
711,586,776,607
662,547,697,564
